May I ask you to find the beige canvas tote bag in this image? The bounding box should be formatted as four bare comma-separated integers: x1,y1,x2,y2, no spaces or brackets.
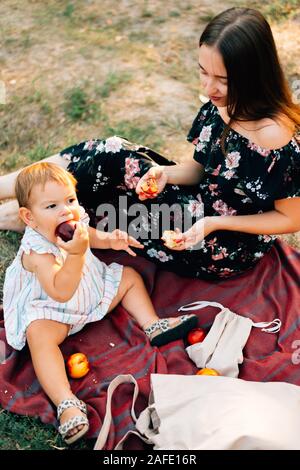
94,373,300,450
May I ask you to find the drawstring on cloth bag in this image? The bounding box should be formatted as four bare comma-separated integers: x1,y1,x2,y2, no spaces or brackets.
179,301,281,377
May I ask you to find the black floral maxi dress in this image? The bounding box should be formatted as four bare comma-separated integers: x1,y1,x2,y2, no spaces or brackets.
59,101,300,280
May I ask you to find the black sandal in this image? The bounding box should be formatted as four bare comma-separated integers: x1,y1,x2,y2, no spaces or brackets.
144,314,198,347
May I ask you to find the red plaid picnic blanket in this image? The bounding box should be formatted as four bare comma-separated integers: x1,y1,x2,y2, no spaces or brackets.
0,238,299,449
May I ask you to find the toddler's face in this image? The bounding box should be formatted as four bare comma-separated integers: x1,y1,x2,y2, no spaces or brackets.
27,180,81,242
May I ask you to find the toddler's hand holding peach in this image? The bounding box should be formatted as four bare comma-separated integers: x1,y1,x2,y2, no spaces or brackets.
57,222,89,256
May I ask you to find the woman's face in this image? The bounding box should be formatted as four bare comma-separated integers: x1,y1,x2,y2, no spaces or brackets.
198,44,228,107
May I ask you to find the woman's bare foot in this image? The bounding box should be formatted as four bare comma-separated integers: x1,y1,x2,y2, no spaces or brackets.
0,200,25,232
0,153,67,201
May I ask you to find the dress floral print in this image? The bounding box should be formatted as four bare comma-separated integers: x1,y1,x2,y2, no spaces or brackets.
59,101,300,280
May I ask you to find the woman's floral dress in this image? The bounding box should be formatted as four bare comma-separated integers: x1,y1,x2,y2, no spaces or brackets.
59,101,300,280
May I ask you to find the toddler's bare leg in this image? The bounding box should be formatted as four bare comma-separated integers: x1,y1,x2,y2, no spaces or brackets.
108,267,188,328
107,267,198,345
0,153,68,200
107,267,159,328
26,319,85,439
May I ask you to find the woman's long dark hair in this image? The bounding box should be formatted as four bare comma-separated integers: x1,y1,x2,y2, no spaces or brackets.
199,7,300,152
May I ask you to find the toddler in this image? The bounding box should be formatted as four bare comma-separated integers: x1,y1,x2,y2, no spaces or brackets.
3,162,197,444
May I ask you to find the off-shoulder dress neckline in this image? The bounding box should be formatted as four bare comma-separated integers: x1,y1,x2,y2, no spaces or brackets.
213,103,298,153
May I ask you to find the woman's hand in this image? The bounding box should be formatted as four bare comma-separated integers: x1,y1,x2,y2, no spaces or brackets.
136,166,168,201
57,222,89,256
165,217,215,251
109,229,144,256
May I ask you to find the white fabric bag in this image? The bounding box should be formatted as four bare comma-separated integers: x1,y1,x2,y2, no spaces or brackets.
94,373,300,450
181,301,281,377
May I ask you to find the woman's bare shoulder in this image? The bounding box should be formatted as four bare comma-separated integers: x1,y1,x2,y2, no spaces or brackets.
255,116,295,150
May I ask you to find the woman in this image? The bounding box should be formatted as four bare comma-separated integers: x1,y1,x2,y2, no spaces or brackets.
1,7,300,280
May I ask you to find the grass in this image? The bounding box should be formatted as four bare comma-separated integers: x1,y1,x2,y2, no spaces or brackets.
62,3,75,19
96,71,133,99
0,231,22,301
260,0,300,22
103,120,164,148
0,0,299,450
0,410,94,450
63,87,100,122
27,143,56,163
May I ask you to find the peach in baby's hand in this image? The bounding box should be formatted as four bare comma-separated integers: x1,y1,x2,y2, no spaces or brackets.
55,220,77,242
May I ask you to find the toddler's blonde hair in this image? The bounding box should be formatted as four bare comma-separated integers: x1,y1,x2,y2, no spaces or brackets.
15,162,77,208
